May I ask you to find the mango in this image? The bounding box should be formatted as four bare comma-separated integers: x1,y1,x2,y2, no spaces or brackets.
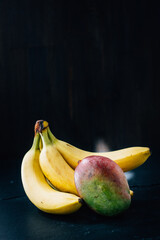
74,156,131,216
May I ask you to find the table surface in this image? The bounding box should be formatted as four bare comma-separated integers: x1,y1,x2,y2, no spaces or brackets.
0,150,160,240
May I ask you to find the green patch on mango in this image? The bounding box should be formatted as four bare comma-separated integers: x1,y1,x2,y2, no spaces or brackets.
80,177,131,216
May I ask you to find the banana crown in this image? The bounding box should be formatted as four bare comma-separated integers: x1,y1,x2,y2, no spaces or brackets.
35,120,57,148
35,120,49,134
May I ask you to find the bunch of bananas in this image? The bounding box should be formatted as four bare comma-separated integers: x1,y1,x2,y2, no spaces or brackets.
21,120,151,215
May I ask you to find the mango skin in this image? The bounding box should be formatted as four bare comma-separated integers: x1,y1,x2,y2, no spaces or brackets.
74,156,131,216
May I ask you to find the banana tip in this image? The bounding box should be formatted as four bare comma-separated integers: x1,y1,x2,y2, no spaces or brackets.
78,198,84,204
130,190,134,197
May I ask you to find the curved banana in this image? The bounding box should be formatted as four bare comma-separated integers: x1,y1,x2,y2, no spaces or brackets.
38,124,78,195
21,133,82,214
47,127,151,171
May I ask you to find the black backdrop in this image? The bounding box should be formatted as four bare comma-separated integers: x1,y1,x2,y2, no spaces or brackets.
0,1,160,163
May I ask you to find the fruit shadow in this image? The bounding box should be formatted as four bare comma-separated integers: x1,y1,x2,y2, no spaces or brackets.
38,201,132,225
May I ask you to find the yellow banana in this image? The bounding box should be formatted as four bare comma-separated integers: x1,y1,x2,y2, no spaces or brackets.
47,126,151,171
38,124,78,195
21,133,82,214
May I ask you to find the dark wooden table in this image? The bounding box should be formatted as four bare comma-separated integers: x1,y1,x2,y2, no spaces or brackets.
0,151,160,240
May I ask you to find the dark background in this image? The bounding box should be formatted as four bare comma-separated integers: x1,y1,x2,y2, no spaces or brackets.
1,1,160,239
0,0,160,163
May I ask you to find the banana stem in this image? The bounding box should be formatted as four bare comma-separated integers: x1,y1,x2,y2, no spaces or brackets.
40,128,51,146
47,127,57,144
39,137,43,150
31,133,40,150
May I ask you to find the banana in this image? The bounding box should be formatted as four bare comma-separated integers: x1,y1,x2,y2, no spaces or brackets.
37,122,78,195
130,190,134,197
21,133,82,214
47,126,151,171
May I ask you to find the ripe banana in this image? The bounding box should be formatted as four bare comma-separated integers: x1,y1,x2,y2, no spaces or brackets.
47,126,151,171
38,123,78,195
21,133,82,214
